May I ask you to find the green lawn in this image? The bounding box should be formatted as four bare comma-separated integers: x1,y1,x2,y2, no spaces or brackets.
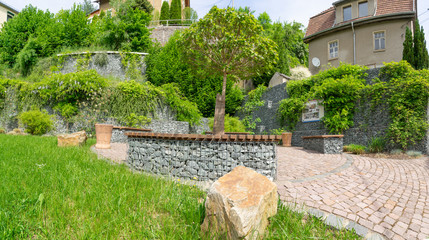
0,135,360,239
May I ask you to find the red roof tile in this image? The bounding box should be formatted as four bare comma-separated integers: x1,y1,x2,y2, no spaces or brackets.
305,0,415,38
305,7,336,37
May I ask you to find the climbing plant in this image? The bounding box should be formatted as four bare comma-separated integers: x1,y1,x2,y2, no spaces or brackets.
278,63,367,134
238,85,267,133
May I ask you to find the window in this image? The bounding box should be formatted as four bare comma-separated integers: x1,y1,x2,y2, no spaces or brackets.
7,11,14,21
329,40,339,59
359,2,368,17
374,31,385,50
343,6,352,21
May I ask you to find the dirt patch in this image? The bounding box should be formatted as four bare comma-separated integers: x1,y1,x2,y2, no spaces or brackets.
345,152,425,160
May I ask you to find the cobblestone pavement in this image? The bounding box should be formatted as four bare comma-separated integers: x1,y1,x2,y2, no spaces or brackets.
276,147,429,240
91,143,128,164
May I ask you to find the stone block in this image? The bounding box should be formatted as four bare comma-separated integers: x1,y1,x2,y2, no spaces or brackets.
201,166,278,239
57,131,87,147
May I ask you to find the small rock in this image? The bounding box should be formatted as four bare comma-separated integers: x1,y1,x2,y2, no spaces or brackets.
201,166,278,239
6,128,27,136
57,131,87,147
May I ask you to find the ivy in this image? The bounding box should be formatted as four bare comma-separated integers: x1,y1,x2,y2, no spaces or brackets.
238,85,267,133
381,61,429,149
278,63,367,133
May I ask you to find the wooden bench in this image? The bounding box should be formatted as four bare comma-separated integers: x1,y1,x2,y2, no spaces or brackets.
302,135,344,154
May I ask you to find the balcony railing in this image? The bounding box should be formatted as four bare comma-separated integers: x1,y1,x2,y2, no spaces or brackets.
148,19,198,27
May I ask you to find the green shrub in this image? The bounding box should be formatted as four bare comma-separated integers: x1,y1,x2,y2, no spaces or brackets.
406,150,423,158
343,144,366,155
270,128,287,135
367,137,385,153
123,113,151,128
94,53,108,67
208,115,247,133
160,83,202,125
18,109,54,135
390,149,402,155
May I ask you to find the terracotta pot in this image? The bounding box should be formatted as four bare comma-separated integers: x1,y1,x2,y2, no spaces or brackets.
281,132,292,147
95,124,113,149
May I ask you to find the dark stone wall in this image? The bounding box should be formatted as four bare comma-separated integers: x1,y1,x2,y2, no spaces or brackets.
303,137,343,154
241,68,429,153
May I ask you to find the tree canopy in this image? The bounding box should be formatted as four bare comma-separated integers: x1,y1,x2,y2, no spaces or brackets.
178,6,278,134
403,20,429,70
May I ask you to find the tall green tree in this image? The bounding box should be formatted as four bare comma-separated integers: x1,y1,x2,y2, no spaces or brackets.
80,0,96,15
0,5,53,66
254,12,308,86
146,32,243,117
178,6,278,134
183,7,198,25
160,1,170,25
100,6,152,51
131,0,154,14
413,20,429,70
402,26,414,66
169,0,182,25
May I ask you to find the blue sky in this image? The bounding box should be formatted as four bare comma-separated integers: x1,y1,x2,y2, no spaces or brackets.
5,0,429,47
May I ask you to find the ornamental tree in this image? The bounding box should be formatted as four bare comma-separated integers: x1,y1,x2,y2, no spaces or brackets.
160,1,169,25
178,6,278,135
169,0,182,25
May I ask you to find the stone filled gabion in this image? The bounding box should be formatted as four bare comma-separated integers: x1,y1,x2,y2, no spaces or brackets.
127,137,278,181
303,137,343,154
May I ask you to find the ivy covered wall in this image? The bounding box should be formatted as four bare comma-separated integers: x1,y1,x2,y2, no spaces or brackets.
241,62,429,153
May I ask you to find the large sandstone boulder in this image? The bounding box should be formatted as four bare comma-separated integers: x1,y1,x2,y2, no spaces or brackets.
57,131,87,147
201,166,278,239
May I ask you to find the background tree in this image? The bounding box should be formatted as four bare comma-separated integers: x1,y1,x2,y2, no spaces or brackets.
169,0,182,25
0,5,53,66
160,1,170,25
80,0,96,15
413,20,429,70
402,26,414,66
178,6,278,134
253,12,308,86
146,32,243,117
402,20,429,70
183,7,198,25
130,0,154,14
99,6,152,51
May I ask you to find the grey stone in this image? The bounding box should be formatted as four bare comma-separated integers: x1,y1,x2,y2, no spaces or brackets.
345,221,368,237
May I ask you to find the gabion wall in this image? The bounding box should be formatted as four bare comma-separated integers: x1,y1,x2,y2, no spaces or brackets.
127,137,278,181
303,136,344,154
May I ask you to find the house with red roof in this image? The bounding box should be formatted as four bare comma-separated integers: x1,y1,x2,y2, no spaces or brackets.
304,0,417,74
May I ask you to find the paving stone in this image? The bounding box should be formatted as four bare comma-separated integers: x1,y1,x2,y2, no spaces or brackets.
274,147,429,240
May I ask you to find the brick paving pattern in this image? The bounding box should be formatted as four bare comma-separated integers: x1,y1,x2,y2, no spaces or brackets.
276,147,429,240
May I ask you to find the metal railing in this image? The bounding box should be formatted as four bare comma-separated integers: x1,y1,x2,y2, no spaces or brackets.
148,19,198,27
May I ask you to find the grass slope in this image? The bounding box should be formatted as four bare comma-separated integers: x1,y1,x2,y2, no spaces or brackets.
0,135,360,239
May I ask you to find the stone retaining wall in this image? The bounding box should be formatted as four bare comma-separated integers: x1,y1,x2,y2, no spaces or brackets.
242,68,429,153
126,133,281,181
59,51,147,80
302,135,344,154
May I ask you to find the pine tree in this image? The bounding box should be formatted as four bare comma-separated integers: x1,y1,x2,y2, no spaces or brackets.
169,0,182,25
402,27,414,66
160,1,170,25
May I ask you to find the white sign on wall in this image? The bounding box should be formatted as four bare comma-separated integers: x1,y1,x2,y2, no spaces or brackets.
302,100,324,123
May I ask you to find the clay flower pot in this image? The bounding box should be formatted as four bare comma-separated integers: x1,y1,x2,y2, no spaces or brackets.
281,132,292,147
95,124,113,149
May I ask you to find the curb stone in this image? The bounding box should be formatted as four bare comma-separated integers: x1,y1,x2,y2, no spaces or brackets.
283,202,386,240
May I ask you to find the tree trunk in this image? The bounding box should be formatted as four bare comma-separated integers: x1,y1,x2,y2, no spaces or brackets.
213,73,228,135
